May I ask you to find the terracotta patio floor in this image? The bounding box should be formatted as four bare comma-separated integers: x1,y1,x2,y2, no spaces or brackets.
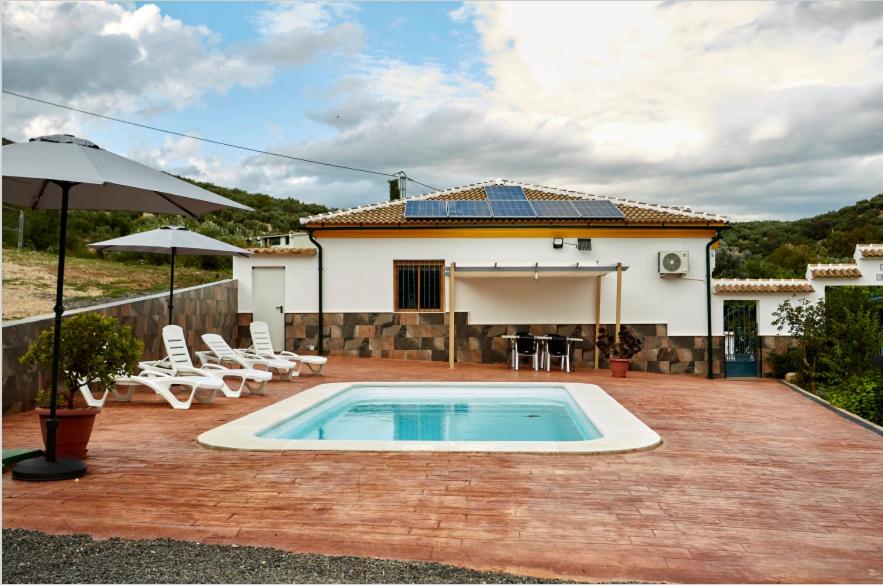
3,358,883,583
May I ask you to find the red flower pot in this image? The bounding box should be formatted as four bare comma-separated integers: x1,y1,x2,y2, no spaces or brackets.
36,407,100,459
609,358,630,378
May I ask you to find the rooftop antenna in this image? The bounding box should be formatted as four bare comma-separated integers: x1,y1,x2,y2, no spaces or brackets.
398,171,407,198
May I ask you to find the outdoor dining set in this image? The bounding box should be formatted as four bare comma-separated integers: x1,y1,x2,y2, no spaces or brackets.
502,333,583,372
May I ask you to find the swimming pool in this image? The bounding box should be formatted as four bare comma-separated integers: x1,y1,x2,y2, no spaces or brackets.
258,386,601,442
198,382,661,453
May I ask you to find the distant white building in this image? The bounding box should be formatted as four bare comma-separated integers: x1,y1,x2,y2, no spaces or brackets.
233,179,881,378
249,231,314,249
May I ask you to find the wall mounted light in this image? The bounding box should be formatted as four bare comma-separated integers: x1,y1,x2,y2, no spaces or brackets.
552,237,564,249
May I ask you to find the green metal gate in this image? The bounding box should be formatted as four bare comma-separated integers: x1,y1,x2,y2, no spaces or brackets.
724,302,759,377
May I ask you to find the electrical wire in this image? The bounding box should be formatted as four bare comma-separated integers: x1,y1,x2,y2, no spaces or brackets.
3,89,445,193
405,176,441,193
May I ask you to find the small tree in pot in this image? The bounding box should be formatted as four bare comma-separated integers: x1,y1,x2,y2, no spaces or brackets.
20,313,142,458
595,326,643,378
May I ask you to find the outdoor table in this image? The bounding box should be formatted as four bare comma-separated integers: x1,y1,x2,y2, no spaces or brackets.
501,335,583,372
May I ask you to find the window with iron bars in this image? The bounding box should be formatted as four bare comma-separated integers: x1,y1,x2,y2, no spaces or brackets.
394,260,445,312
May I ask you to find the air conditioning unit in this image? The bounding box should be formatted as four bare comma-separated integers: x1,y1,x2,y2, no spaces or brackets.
658,251,689,275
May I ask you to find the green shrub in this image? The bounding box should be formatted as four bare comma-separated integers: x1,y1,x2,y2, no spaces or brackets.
824,374,883,426
20,313,143,409
772,298,827,390
768,347,804,379
821,287,883,381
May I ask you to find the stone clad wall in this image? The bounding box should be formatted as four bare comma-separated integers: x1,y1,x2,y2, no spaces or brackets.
759,335,798,376
2,280,238,414
236,311,725,376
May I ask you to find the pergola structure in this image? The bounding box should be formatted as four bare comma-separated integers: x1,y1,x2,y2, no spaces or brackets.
445,262,628,368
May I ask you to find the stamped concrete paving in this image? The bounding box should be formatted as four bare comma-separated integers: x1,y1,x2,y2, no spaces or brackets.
4,358,882,583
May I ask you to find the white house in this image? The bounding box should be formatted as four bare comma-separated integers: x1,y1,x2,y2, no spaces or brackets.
232,179,881,378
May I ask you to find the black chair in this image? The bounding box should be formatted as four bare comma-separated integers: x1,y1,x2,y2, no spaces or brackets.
512,332,539,371
545,333,571,372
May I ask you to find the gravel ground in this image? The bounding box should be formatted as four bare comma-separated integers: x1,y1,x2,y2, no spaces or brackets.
2,529,575,584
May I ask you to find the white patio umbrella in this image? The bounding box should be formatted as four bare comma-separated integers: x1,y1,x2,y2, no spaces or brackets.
90,226,252,325
2,134,252,482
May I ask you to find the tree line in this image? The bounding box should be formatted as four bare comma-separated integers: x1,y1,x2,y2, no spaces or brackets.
715,192,883,278
1,178,331,270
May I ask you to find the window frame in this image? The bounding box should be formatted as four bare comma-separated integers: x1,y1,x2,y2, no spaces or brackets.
393,259,446,313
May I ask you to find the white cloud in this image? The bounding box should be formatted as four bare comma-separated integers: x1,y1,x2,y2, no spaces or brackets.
248,1,883,218
1,2,272,140
248,2,363,65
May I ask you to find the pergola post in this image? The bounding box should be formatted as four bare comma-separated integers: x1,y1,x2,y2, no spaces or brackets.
615,262,623,342
448,261,456,368
594,275,602,369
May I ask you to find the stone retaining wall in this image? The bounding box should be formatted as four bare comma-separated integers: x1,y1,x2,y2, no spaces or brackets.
759,335,798,376
236,312,725,376
2,280,238,414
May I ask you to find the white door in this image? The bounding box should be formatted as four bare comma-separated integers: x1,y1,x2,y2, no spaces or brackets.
252,267,286,349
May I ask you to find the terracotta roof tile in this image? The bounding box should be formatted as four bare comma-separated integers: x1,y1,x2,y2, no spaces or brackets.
714,279,814,294
247,247,317,256
808,264,862,278
858,245,883,257
302,180,727,227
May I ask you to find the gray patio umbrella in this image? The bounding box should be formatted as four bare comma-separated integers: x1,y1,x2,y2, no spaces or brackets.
2,134,252,482
90,226,252,325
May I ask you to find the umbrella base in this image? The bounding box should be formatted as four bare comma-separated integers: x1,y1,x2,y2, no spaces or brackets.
11,456,87,481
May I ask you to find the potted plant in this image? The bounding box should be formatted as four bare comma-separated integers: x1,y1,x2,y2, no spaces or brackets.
20,312,142,458
595,326,643,378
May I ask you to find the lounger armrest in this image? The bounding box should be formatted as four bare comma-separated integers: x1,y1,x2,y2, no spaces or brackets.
140,361,174,375
135,370,173,379
200,363,229,372
196,351,220,366
277,351,299,357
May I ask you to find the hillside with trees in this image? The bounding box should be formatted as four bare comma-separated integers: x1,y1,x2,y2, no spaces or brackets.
2,178,331,269
715,193,883,278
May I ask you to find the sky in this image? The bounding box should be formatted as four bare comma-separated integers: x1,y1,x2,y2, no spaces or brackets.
2,1,883,220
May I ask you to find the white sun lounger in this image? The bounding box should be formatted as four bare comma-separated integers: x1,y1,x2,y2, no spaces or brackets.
140,325,272,396
248,321,327,376
197,333,295,380
78,371,224,410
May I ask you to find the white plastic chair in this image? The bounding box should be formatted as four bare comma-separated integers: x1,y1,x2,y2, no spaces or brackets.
78,371,224,410
248,321,327,376
140,325,272,396
197,333,295,380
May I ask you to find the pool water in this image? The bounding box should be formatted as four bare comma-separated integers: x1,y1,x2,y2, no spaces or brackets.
258,385,601,442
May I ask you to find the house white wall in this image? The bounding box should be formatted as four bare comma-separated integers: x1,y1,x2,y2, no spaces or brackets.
234,253,318,316
237,235,715,336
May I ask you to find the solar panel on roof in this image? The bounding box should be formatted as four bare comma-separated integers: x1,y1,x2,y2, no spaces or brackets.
447,200,492,217
489,200,536,218
571,200,624,219
484,185,527,200
404,200,447,218
531,200,580,218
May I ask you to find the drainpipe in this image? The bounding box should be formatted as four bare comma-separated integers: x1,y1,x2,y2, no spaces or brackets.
706,229,723,379
307,229,324,355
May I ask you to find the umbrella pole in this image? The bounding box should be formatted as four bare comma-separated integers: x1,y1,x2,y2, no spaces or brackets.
169,248,176,326
13,181,87,481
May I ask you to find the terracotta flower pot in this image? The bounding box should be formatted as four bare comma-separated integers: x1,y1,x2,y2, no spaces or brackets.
609,358,631,378
36,407,100,459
